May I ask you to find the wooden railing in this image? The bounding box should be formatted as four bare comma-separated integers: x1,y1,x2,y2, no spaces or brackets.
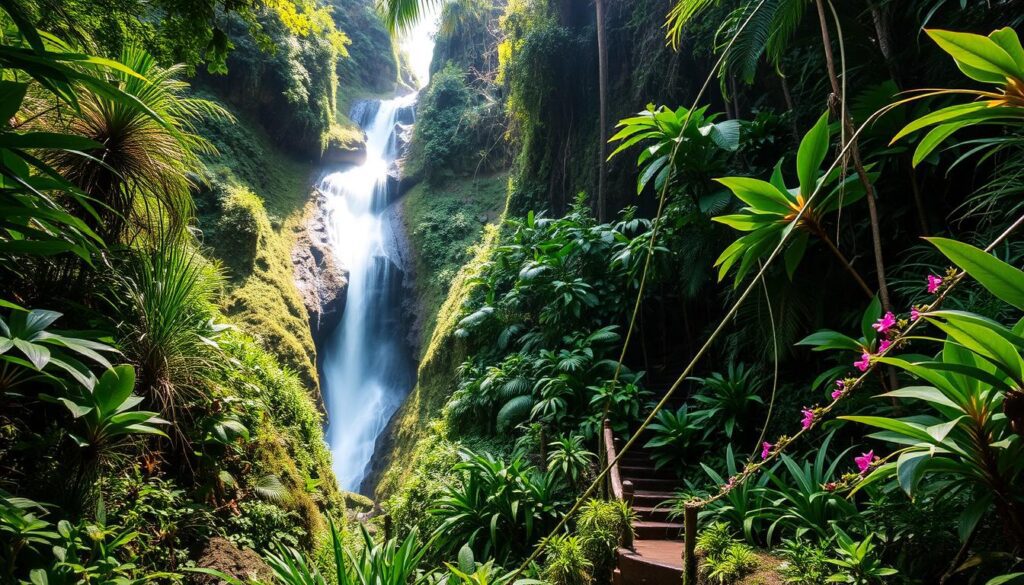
603,419,634,550
603,420,634,504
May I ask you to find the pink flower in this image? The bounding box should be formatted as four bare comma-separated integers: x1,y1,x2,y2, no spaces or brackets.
927,274,942,294
831,380,845,400
855,450,877,474
801,408,815,430
911,307,921,321
725,476,737,490
761,442,773,460
872,311,896,334
854,352,871,372
879,339,892,353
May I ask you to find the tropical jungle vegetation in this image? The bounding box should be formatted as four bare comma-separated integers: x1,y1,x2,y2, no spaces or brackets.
0,0,1022,584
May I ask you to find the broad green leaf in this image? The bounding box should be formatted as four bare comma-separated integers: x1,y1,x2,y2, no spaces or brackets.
928,237,1024,311
95,365,136,415
796,112,830,199
989,27,1024,67
958,494,993,542
926,29,1021,83
0,80,28,122
895,450,931,495
861,296,882,343
913,121,972,166
879,386,963,414
796,330,863,352
715,177,792,214
784,230,809,279
841,415,939,445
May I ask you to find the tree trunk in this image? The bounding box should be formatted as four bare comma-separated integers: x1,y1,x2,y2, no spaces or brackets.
814,0,891,310
868,1,900,86
595,0,608,222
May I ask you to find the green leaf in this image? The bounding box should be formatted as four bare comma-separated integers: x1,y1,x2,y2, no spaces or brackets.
989,574,1024,585
95,365,136,415
0,80,28,122
895,450,931,496
989,27,1024,67
958,494,992,542
796,112,830,199
796,330,862,352
715,177,792,214
840,416,936,444
913,121,971,166
926,29,1022,83
784,230,809,279
928,237,1024,311
861,296,882,343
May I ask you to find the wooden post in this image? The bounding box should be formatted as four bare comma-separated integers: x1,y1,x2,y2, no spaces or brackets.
682,504,698,585
622,480,635,551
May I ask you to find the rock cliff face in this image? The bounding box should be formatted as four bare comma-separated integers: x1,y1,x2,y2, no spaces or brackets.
292,191,348,351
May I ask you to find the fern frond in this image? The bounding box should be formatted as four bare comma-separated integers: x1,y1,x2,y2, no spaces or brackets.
496,395,534,433
253,474,290,503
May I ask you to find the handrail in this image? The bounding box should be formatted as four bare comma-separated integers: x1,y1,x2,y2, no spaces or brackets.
603,419,623,501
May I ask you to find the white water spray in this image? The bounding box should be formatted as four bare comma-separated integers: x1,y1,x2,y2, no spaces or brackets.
320,93,419,492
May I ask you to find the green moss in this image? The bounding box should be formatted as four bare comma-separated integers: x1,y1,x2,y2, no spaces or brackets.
194,92,321,391
401,173,509,348
218,331,345,542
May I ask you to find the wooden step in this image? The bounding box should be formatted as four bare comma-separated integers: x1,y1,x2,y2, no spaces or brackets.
630,490,677,507
632,505,675,522
616,542,683,585
618,465,676,479
633,520,684,540
622,477,684,492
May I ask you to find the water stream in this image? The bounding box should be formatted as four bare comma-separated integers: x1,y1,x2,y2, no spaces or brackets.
320,94,419,493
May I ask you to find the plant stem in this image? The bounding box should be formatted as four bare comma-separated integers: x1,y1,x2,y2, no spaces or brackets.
812,225,874,299
814,0,891,310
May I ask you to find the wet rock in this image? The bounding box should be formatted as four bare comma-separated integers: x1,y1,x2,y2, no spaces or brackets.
189,537,273,584
323,139,367,165
292,190,348,349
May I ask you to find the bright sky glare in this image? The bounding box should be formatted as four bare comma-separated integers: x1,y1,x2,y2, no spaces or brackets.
398,6,439,88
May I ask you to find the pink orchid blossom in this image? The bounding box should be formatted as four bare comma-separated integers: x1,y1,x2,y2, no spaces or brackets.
800,408,815,430
927,274,942,294
872,311,896,334
911,307,921,321
761,442,773,460
855,451,877,474
831,380,845,400
854,352,871,372
879,339,892,353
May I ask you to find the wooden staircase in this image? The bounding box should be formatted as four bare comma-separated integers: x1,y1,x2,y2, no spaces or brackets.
605,423,688,585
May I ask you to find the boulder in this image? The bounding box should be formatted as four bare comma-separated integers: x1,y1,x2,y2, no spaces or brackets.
292,191,348,349
189,537,273,585
323,138,367,166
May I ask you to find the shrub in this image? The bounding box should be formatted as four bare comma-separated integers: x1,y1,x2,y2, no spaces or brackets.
541,534,592,585
705,542,758,584
576,499,633,584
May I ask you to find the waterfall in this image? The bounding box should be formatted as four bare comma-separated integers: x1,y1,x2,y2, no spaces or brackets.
320,93,419,493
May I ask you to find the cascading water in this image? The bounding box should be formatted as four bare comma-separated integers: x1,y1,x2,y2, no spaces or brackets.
320,93,419,493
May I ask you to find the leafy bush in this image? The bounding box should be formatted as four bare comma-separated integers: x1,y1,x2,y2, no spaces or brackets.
541,534,592,585
430,449,568,563
643,405,708,471
576,499,633,584
776,538,831,585
691,363,764,439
